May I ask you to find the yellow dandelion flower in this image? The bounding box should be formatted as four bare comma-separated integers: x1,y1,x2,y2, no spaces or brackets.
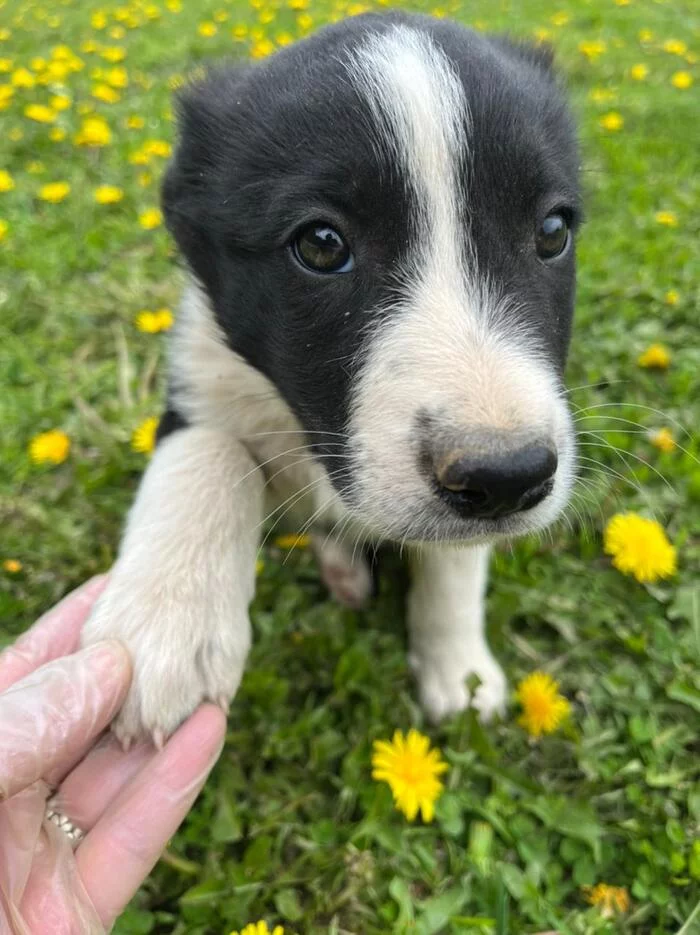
579,39,606,60
50,94,71,110
137,171,152,187
0,81,14,107
29,429,71,464
101,47,126,63
129,150,150,165
229,923,284,935
0,29,11,41
671,71,693,89
615,0,630,5
259,9,276,24
91,11,108,29
297,12,314,30
38,181,70,203
109,25,126,40
24,103,57,123
372,729,448,822
139,207,162,229
275,32,294,46
638,29,653,43
655,210,678,227
232,23,249,38
214,9,229,22
30,57,47,71
550,11,570,26
649,428,675,452
630,63,648,80
0,170,15,192
106,65,128,88
132,416,159,455
127,115,145,129
583,884,630,918
94,184,124,204
11,67,36,88
51,44,72,59
638,342,671,368
198,21,217,37
81,39,99,53
274,533,311,549
251,38,275,58
665,289,679,305
49,127,66,142
75,115,111,146
516,671,570,738
155,308,174,330
599,111,623,131
533,27,553,42
135,310,160,333
662,39,687,56
92,83,121,103
143,139,171,158
590,90,617,105
0,59,13,73
604,513,676,583
3,559,23,573
166,0,183,11
0,219,8,241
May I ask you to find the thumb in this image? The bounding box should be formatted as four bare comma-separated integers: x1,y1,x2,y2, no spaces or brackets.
0,641,132,800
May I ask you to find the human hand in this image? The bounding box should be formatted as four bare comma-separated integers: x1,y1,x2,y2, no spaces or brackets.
0,576,227,934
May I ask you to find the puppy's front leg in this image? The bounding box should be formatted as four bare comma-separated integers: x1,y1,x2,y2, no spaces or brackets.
408,545,506,724
81,423,264,747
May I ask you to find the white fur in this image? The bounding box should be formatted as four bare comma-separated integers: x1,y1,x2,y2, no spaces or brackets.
408,544,506,722
82,31,576,739
81,424,263,743
347,27,574,543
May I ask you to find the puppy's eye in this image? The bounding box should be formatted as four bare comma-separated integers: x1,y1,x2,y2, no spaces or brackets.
292,224,354,274
535,213,569,260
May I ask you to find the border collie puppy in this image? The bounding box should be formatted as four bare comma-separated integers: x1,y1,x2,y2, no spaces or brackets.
82,11,581,746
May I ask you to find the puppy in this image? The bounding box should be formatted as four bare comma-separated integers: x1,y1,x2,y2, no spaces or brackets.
82,12,581,747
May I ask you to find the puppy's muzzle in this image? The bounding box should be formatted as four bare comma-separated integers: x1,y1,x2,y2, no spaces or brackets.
426,428,558,520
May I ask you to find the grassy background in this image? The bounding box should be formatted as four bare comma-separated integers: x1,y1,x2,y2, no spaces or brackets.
1,0,699,932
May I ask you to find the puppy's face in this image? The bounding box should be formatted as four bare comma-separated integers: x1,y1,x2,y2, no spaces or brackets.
164,13,581,543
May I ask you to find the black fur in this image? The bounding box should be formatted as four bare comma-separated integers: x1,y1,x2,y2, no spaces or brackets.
161,13,580,490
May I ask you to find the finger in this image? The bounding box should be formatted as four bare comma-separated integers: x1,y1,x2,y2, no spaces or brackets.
53,733,154,831
0,575,108,693
77,704,226,928
0,640,131,800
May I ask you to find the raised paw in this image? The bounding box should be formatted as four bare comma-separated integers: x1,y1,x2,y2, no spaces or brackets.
81,573,251,746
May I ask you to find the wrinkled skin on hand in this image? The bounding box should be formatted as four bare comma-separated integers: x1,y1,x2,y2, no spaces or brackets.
0,576,226,934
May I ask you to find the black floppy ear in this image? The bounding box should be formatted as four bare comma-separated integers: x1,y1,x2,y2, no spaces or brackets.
161,64,251,290
490,35,557,76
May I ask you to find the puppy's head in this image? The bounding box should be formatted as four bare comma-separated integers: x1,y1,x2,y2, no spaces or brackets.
164,13,581,543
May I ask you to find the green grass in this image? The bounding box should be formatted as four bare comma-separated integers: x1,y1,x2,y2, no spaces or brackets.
1,0,699,932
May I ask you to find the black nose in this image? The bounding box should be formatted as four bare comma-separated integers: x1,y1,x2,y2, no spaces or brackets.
435,444,558,519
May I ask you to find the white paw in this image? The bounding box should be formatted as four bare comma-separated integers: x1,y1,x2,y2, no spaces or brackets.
312,535,373,609
81,573,250,747
409,644,507,724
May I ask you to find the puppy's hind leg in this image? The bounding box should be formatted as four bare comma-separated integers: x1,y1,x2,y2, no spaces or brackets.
311,533,373,609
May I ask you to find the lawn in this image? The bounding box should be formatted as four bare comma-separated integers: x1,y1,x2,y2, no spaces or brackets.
1,0,699,932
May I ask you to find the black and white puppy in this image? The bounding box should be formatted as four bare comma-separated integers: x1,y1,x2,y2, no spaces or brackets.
82,12,581,746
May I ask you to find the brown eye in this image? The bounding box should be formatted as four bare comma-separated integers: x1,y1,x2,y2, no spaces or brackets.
292,224,354,273
536,213,569,260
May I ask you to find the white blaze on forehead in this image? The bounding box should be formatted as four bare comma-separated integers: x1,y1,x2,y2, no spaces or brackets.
348,25,470,285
